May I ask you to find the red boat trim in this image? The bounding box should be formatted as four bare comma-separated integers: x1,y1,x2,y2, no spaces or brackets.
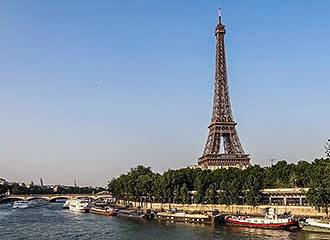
225,219,297,227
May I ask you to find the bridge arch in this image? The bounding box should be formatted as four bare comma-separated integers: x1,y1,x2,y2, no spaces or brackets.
76,195,96,200
26,197,48,201
1,197,25,203
49,196,70,202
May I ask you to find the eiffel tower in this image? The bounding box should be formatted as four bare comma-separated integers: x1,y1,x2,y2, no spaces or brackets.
198,9,250,170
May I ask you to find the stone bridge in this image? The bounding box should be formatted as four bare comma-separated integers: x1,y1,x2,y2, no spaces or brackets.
0,194,113,202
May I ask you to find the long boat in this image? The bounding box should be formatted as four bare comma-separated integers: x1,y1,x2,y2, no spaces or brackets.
225,208,299,230
157,212,213,224
300,218,330,233
90,206,117,216
117,209,154,219
12,201,29,209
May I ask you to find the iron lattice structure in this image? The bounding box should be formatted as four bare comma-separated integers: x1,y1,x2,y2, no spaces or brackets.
198,12,250,169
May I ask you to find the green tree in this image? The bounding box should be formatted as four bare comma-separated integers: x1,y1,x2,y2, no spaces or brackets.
153,174,164,203
244,165,264,206
217,168,243,205
136,174,154,204
10,183,27,195
306,159,330,217
163,170,174,203
173,185,181,203
194,169,212,204
206,184,217,204
295,161,312,187
106,159,330,208
307,185,330,217
325,139,330,158
180,184,189,204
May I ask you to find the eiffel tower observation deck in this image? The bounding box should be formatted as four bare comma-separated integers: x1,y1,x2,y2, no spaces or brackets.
198,9,250,170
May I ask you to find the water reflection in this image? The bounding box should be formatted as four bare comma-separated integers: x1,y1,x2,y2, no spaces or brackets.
221,225,291,239
218,225,330,240
301,232,330,240
1,203,330,240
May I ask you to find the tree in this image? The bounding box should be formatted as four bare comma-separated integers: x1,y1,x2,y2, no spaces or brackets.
173,185,181,203
0,180,9,195
217,168,243,205
263,161,296,188
295,161,312,188
153,174,164,203
163,170,175,203
307,185,330,218
206,184,217,204
136,174,154,205
180,184,189,204
244,165,264,206
306,159,330,217
107,159,330,208
10,183,27,195
194,169,212,204
326,139,330,158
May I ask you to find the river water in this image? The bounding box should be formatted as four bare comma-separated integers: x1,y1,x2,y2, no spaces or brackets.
0,203,329,240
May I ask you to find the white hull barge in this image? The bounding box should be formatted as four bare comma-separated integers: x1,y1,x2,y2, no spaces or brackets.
12,201,29,209
68,199,90,213
301,218,330,233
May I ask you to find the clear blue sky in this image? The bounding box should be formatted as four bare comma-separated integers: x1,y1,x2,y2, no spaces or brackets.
1,1,329,186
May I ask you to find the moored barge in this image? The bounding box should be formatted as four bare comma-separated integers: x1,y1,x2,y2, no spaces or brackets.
157,212,214,224
300,218,330,233
118,209,154,219
225,208,299,230
90,206,117,216
68,199,90,213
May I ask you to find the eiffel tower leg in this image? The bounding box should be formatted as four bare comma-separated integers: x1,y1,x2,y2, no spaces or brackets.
203,127,222,156
230,129,244,154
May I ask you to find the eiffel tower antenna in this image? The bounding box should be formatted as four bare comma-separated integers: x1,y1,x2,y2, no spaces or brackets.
218,8,222,23
198,9,250,170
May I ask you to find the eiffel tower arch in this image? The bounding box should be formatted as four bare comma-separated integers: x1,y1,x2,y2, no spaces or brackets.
198,10,250,170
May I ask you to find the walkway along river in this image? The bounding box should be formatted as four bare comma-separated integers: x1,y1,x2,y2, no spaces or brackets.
118,200,329,218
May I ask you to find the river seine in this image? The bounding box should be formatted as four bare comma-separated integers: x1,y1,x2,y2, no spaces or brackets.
0,203,329,240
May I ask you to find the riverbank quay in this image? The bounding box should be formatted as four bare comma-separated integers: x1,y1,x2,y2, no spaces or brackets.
117,200,328,218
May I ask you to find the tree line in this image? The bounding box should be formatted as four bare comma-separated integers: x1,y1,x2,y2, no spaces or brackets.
0,181,104,195
108,158,330,215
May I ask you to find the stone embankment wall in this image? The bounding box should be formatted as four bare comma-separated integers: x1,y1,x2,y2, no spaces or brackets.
118,200,327,218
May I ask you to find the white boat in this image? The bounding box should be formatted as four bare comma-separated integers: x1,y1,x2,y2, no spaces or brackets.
12,201,29,209
63,200,70,209
68,199,90,213
301,218,330,233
